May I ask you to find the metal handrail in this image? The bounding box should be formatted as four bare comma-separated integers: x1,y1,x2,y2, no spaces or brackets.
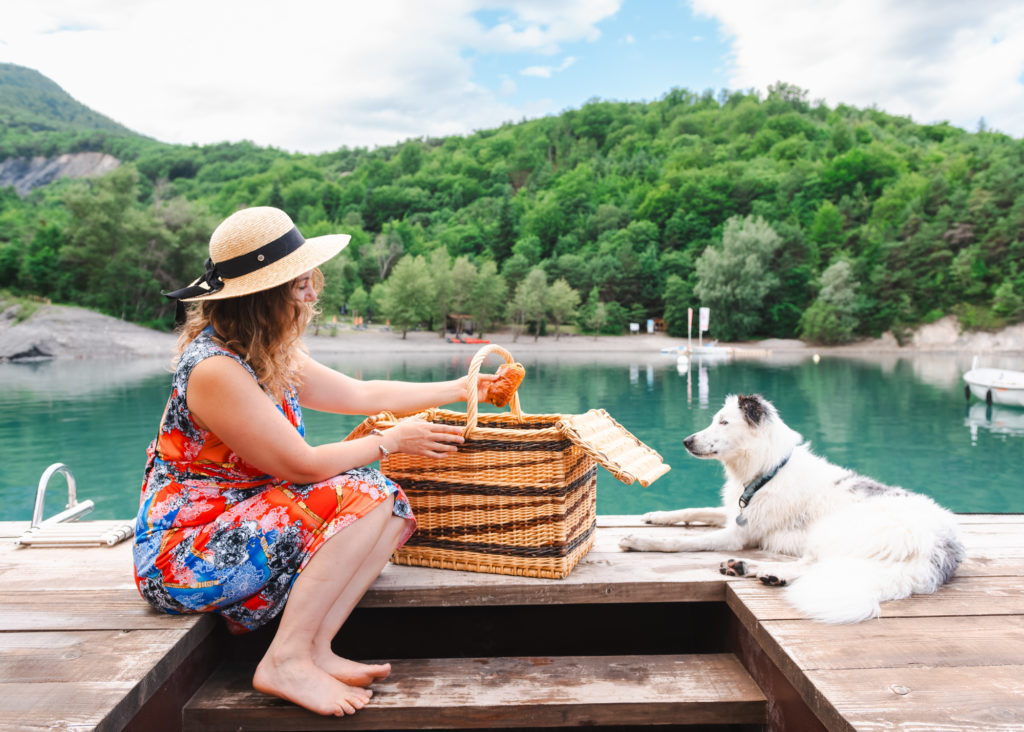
31,463,93,528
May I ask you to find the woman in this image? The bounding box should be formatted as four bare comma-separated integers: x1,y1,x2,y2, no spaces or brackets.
133,206,489,716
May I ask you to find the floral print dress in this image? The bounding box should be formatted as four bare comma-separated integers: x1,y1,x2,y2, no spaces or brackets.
133,328,415,633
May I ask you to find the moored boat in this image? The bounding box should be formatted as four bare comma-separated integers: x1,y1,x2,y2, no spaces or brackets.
963,356,1024,408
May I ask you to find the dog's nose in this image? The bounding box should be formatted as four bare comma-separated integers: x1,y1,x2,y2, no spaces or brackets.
683,435,695,450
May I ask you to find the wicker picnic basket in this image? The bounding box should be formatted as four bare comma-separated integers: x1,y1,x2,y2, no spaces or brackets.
345,344,670,579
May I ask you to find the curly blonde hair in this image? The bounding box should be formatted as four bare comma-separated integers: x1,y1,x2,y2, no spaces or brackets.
176,269,323,397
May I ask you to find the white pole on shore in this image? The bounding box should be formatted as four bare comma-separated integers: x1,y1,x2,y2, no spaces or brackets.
687,307,692,354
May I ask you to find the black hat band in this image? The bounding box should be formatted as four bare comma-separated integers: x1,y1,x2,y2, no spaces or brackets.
164,226,306,300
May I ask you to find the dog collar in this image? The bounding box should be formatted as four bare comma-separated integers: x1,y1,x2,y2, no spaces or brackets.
738,452,792,510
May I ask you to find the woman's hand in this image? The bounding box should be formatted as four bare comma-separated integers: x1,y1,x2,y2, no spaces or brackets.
387,416,464,458
457,373,498,404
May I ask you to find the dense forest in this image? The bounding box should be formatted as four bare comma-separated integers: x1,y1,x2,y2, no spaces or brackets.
1,63,1022,342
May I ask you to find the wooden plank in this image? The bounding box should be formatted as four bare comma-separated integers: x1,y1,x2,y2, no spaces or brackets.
959,553,1024,577
761,615,1024,671
0,541,136,591
184,654,767,730
599,513,1024,527
952,513,1024,524
0,629,201,683
0,589,212,631
0,624,218,732
728,574,1024,622
0,680,139,732
958,524,1024,550
0,521,31,538
362,550,734,607
805,664,1024,731
724,613,828,732
726,582,1024,732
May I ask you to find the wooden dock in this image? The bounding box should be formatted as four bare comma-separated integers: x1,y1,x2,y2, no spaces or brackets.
1,514,1022,731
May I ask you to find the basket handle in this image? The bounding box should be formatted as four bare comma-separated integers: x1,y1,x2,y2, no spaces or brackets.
465,344,524,437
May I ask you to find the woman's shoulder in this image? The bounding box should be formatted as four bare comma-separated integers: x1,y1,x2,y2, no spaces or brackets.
178,328,255,380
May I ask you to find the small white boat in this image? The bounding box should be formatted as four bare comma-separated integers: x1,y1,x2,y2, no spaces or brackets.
661,342,733,358
963,357,1024,408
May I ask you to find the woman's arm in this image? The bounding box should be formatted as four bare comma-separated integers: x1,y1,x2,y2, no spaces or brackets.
187,356,463,484
295,354,493,415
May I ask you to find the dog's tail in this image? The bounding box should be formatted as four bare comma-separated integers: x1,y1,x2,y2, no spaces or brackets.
783,558,917,624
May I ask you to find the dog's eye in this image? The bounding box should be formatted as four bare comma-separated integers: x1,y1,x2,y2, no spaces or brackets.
719,419,728,425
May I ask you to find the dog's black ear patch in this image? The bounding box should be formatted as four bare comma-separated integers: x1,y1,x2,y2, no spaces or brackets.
738,394,768,426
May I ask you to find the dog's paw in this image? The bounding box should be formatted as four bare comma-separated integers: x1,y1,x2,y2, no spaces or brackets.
619,534,645,552
641,511,677,525
719,558,748,576
758,574,788,587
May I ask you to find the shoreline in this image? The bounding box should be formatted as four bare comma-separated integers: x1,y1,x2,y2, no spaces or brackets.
2,303,1023,363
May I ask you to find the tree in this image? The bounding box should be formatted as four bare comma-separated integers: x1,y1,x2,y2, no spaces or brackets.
18,224,63,295
809,200,844,267
425,247,451,336
694,215,782,341
500,252,532,291
510,267,548,341
268,179,285,211
491,188,517,262
449,256,478,318
321,184,342,221
799,259,861,343
348,285,370,319
585,302,607,340
360,224,404,281
61,165,209,327
468,260,507,337
662,274,694,338
546,278,580,340
371,254,433,338
992,269,1024,320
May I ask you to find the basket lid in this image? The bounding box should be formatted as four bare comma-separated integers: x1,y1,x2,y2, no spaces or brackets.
557,409,671,487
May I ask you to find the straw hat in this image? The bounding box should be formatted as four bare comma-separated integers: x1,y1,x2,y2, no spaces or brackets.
165,207,350,301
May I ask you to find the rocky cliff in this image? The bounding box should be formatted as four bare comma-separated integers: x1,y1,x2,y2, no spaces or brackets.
0,151,120,195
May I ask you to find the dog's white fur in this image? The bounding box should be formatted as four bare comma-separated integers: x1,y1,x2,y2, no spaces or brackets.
619,394,965,624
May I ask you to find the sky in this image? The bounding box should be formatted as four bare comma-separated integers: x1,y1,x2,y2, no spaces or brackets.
1,0,1022,154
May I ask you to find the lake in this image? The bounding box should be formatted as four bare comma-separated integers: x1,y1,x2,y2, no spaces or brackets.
1,348,1022,523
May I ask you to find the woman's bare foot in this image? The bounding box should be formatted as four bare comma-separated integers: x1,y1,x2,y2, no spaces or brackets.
253,652,372,716
312,650,391,687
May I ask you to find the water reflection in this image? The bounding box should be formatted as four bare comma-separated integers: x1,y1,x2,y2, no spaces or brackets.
965,402,1024,443
628,363,655,389
0,357,171,398
675,355,731,409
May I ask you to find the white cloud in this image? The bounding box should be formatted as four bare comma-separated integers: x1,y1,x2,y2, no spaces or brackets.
692,0,1024,137
520,55,577,78
521,66,554,79
0,1,621,152
624,33,635,44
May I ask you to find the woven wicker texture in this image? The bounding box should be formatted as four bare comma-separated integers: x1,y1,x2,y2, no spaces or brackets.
557,410,671,487
345,345,669,578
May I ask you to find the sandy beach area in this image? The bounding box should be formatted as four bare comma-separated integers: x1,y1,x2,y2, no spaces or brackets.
2,302,1023,363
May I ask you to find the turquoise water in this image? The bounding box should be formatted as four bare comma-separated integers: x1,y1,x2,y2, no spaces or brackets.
1,349,1022,522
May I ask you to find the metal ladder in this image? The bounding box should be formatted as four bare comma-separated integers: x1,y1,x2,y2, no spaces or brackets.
14,463,133,548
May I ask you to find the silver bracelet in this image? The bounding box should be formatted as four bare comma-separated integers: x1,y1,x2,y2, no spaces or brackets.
369,428,390,459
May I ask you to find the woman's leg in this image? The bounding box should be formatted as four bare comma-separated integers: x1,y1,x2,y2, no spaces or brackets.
311,511,409,683
252,498,395,716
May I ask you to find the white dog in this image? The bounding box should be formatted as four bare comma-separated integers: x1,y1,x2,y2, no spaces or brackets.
619,394,965,624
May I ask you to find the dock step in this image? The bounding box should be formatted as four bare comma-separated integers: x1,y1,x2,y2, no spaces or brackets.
183,653,766,730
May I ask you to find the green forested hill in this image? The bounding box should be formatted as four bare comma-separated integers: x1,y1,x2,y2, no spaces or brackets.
0,64,138,156
0,70,1021,340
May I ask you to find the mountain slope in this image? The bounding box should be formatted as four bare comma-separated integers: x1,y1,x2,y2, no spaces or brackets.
0,63,133,135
